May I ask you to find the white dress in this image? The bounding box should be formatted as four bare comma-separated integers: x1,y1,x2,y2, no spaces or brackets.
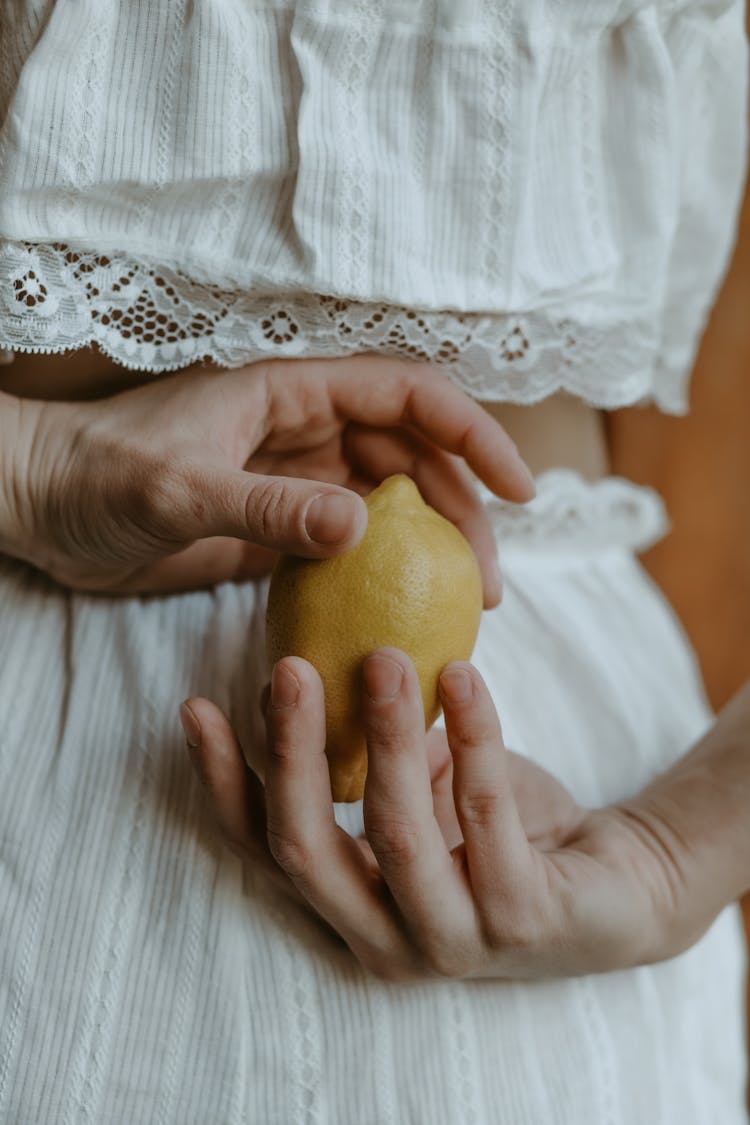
0,3,748,1122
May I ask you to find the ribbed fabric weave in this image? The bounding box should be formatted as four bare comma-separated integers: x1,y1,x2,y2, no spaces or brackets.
0,4,748,1119
0,472,746,1123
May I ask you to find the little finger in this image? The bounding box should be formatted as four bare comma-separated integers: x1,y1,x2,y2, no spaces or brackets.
180,696,270,862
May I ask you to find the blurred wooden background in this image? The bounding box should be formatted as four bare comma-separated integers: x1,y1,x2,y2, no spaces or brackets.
608,119,750,1012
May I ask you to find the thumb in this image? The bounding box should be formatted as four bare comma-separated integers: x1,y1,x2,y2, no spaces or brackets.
178,466,369,556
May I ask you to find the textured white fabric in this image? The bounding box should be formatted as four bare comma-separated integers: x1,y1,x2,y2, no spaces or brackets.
0,0,747,411
0,471,746,1124
0,4,748,1119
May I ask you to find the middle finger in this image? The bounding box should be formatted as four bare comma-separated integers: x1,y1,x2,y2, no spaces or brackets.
343,424,502,608
362,649,472,956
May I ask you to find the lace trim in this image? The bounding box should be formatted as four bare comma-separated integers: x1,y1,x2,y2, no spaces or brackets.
0,241,689,412
477,470,669,555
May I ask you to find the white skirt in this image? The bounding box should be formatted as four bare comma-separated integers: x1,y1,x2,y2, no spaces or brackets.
0,470,746,1124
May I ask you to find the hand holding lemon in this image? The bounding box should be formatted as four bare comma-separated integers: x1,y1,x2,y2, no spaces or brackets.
183,636,700,983
182,463,708,984
1,353,533,595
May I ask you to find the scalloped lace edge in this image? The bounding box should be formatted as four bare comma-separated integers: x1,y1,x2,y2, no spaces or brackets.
0,241,690,414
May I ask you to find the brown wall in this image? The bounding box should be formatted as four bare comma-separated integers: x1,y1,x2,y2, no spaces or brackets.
609,172,750,711
608,128,750,1015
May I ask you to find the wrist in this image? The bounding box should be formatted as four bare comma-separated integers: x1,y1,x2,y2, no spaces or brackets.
573,804,685,971
0,390,49,565
606,798,693,965
612,700,750,965
0,390,29,556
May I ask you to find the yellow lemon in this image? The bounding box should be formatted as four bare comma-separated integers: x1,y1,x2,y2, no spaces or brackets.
265,474,483,801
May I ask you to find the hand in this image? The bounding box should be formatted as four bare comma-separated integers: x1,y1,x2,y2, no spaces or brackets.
424,727,583,859
3,355,534,596
181,649,694,983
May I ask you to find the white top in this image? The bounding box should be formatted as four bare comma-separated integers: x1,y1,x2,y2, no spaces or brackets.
0,0,747,410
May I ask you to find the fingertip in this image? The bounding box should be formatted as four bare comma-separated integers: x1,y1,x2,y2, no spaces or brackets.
440,663,506,747
438,663,475,706
303,491,368,550
482,557,503,610
483,589,501,611
273,655,325,701
181,696,240,767
362,646,419,706
182,699,265,852
181,695,228,736
369,645,414,673
181,696,245,798
515,464,537,501
265,657,327,753
348,493,369,543
270,661,301,709
362,653,404,704
496,435,536,503
179,698,202,749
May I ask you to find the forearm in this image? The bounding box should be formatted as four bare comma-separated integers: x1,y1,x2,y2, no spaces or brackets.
619,681,750,959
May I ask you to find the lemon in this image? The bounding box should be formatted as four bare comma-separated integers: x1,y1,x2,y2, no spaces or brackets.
265,474,483,802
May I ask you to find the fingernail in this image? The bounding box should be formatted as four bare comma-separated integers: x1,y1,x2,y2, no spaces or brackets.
363,654,404,702
271,662,300,708
179,701,201,748
440,666,473,704
305,493,358,545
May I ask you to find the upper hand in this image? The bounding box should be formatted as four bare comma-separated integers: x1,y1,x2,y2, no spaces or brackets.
4,355,534,596
182,649,690,982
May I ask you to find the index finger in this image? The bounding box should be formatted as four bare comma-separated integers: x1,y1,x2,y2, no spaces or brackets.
263,657,412,965
361,649,473,954
326,356,537,504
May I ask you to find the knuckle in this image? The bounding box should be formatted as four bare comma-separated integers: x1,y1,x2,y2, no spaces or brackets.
265,732,297,766
365,713,409,748
365,818,421,869
422,945,463,981
248,478,294,541
450,718,496,753
265,826,313,884
125,454,185,529
481,900,542,954
455,787,502,827
175,462,212,523
423,939,471,980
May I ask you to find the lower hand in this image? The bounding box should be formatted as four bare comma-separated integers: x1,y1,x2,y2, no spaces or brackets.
2,355,534,597
182,649,691,982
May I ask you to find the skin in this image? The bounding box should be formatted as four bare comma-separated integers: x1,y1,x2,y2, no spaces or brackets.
0,354,535,599
5,347,749,983
183,651,750,983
